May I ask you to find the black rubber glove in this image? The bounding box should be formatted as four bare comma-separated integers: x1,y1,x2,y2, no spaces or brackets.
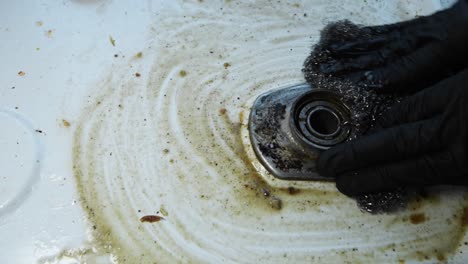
312,0,468,93
316,68,468,196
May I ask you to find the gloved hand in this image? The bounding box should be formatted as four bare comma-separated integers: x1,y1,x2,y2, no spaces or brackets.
316,68,468,196
312,0,468,93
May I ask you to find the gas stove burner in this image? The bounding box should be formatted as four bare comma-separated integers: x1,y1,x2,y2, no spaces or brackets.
249,83,355,181
292,89,352,150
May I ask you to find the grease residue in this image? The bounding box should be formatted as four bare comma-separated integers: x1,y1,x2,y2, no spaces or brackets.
72,1,468,263
410,213,427,225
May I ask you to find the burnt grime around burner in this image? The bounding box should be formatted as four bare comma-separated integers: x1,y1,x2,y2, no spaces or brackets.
254,102,304,171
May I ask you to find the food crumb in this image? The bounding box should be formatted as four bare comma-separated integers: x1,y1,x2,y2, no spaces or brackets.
135,73,141,77
219,108,227,115
18,71,26,76
109,35,116,46
179,70,187,77
223,62,231,69
135,52,143,58
62,119,71,127
140,215,164,223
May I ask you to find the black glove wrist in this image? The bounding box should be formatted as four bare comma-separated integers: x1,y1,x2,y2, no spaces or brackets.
316,68,468,196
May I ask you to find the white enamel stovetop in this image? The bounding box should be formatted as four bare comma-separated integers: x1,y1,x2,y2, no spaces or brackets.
1,1,465,263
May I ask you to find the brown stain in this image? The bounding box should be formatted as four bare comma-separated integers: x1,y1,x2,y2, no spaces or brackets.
18,71,25,76
398,260,405,264
135,72,141,77
140,215,164,223
72,74,147,261
223,62,231,69
179,70,187,77
287,187,300,195
135,52,143,58
62,119,71,127
437,253,446,262
35,21,43,27
239,111,244,123
219,108,227,115
410,213,427,225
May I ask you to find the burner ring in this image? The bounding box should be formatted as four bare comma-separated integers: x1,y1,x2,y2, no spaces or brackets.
291,89,351,150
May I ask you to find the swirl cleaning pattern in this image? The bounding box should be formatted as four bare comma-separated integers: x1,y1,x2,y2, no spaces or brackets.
73,1,468,263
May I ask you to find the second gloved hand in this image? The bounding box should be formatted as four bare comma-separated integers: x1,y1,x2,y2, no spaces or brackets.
308,0,468,93
316,68,468,196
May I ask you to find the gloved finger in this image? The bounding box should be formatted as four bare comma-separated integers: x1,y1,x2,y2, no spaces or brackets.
317,117,444,177
363,41,446,93
328,31,419,60
318,50,391,74
335,150,459,196
326,19,420,55
327,35,390,55
377,77,455,128
318,43,414,75
360,14,434,34
361,7,451,37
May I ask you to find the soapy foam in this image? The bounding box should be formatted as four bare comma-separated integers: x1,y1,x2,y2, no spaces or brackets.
73,1,468,263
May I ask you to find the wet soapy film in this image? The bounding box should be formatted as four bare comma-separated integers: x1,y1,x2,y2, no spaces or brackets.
72,1,468,263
